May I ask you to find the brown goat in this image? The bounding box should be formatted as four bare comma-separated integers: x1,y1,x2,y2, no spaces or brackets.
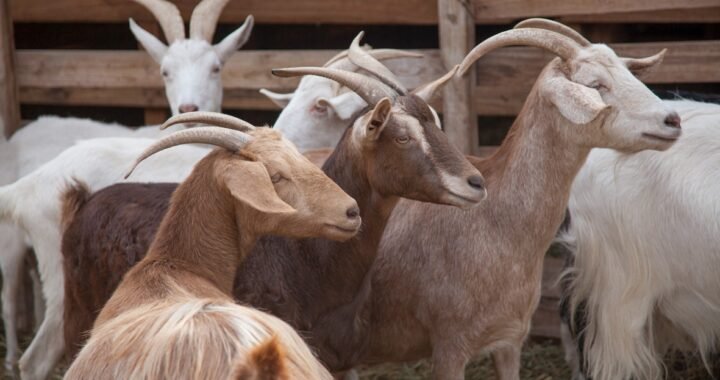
64,112,359,379
352,21,681,380
61,47,486,372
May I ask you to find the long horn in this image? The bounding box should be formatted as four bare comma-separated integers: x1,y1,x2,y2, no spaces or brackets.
347,32,407,94
125,127,253,178
190,0,231,41
272,67,396,106
458,28,581,76
160,112,256,132
132,0,185,44
412,65,458,102
324,49,423,69
622,49,667,72
514,18,591,47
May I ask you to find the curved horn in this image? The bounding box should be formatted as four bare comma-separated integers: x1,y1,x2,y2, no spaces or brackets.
622,48,666,72
324,49,423,69
132,0,185,44
412,65,458,102
125,127,253,178
347,32,407,94
272,67,396,106
458,28,581,76
160,112,256,132
514,18,591,47
190,0,231,41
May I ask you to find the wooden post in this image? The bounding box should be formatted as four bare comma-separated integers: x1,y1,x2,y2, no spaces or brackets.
0,0,20,138
438,0,477,154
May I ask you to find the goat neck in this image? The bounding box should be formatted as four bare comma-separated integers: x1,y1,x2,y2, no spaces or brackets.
473,77,591,246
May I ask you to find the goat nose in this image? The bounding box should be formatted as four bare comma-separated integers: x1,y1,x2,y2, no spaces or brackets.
179,104,199,113
467,175,485,191
346,205,360,219
664,112,681,129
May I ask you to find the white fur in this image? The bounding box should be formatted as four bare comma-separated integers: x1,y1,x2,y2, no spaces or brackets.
559,99,720,380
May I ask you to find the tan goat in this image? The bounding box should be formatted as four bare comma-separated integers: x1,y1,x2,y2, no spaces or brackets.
354,20,681,380
64,112,359,379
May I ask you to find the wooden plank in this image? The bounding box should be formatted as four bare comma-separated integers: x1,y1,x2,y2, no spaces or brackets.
560,7,720,23
473,0,718,22
0,0,19,138
530,255,565,339
472,40,720,115
438,0,477,154
143,108,167,125
15,41,720,115
10,0,438,25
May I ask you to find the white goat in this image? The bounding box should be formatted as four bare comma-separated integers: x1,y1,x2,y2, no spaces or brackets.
0,0,253,376
558,99,720,380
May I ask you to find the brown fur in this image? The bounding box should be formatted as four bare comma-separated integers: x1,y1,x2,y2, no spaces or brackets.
234,336,289,380
61,95,484,372
59,180,90,232
65,127,353,379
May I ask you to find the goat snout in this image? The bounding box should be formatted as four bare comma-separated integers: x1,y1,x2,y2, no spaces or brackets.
467,175,485,191
346,205,360,220
179,104,200,113
664,112,681,129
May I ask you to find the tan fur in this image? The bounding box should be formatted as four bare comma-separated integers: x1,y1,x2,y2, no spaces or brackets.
64,127,346,380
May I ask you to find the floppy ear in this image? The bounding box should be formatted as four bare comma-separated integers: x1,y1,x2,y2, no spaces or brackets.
316,91,367,120
259,89,294,109
543,76,609,125
622,49,666,79
359,97,392,141
214,15,254,63
223,160,296,216
129,18,167,64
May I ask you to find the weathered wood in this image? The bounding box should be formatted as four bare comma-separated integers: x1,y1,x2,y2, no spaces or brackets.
10,0,438,25
0,0,19,138
473,0,718,22
560,6,720,23
530,255,564,339
438,0,477,154
143,108,167,125
16,41,719,116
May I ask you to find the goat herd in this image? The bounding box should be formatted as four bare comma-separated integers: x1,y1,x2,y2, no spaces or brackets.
1,0,718,379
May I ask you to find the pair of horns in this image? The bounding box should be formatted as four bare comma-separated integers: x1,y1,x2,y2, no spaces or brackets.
132,0,234,44
273,32,457,105
125,112,256,178
459,18,665,76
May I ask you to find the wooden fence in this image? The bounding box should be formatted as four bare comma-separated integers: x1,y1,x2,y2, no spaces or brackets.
1,0,719,338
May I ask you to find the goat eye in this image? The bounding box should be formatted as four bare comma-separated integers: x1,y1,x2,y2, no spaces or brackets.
270,173,283,183
161,70,169,78
211,66,220,74
395,136,410,144
589,82,606,91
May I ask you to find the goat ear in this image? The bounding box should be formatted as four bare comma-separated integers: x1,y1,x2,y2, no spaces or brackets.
224,160,296,216
361,97,392,141
544,77,610,125
129,18,167,64
214,15,254,64
316,91,366,121
622,49,666,79
259,89,294,109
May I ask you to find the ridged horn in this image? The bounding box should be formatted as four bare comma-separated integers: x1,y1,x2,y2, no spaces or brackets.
458,28,581,76
132,0,185,44
160,112,256,132
514,18,591,47
272,67,397,106
125,127,253,178
189,0,231,41
347,32,407,94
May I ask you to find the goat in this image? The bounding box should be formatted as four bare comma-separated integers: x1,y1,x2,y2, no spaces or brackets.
347,19,681,380
64,111,359,379
556,99,720,380
0,0,253,376
61,35,486,372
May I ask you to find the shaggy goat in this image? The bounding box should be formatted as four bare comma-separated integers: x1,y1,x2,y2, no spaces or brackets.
349,20,681,380
61,37,486,372
0,0,253,376
557,98,720,380
64,111,359,380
